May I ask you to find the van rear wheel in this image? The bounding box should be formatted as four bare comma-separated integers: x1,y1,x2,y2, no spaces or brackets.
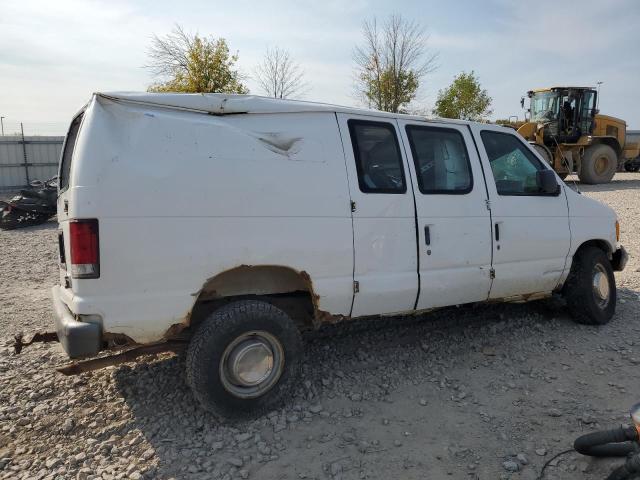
186,300,302,418
563,246,616,325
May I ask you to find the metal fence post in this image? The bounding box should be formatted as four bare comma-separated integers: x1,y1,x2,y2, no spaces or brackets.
20,123,30,184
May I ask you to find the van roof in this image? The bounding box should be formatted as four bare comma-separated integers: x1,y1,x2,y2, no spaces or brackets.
97,92,473,126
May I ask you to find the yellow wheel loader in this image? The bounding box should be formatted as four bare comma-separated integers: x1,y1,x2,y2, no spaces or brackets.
516,86,640,184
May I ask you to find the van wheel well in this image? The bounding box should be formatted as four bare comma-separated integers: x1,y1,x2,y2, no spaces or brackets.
188,266,319,333
594,138,622,158
190,292,316,333
560,240,612,294
574,240,612,259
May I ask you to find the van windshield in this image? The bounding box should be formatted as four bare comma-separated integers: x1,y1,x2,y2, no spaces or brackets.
59,113,84,191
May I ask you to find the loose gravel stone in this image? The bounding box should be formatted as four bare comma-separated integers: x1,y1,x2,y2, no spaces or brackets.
62,418,75,433
503,460,520,472
235,433,252,443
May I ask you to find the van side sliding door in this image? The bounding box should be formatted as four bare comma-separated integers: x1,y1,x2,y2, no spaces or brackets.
336,113,419,317
397,120,493,309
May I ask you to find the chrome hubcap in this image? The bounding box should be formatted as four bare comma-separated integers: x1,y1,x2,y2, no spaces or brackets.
229,340,273,386
592,264,610,308
220,331,284,398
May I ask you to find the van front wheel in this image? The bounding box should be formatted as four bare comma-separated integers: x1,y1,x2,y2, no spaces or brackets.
186,300,302,418
563,246,616,325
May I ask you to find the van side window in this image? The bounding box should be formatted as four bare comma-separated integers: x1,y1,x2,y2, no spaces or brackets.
405,126,473,194
348,120,407,194
480,130,546,195
59,113,84,191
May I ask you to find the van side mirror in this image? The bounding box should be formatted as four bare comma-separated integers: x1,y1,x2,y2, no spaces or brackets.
520,97,525,109
536,169,559,194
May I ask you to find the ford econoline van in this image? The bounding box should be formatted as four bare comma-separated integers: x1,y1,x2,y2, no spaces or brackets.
51,92,627,416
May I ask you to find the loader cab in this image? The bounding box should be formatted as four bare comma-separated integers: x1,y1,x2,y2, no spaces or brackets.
528,87,597,144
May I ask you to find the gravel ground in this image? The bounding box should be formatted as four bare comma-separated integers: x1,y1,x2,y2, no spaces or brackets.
1,173,639,480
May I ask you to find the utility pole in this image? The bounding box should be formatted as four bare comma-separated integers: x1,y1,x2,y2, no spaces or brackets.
0,116,4,136
596,81,603,110
20,122,30,184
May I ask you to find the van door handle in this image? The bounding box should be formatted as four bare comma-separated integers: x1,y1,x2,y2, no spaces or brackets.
425,225,431,246
495,223,500,242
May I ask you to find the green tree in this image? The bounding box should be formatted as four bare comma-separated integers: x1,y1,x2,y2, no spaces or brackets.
146,25,248,94
354,14,437,113
433,71,492,121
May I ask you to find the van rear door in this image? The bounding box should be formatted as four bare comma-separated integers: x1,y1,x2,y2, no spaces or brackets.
336,113,418,317
57,112,84,287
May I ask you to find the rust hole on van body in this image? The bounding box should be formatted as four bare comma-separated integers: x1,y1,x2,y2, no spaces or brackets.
199,265,310,301
298,270,347,326
162,321,190,340
191,265,348,328
488,292,551,304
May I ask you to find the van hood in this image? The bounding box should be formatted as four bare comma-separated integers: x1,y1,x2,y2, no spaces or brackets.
565,186,616,219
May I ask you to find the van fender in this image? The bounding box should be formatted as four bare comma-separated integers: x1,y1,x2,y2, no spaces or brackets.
557,238,616,290
182,265,339,331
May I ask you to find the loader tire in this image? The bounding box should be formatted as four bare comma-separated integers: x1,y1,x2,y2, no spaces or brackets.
579,144,617,184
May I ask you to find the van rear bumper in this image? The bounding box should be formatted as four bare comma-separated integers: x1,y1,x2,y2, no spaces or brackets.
52,286,102,359
612,246,628,272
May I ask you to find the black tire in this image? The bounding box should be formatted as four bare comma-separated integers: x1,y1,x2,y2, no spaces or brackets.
531,143,570,180
563,246,616,325
624,161,640,173
531,143,553,165
185,300,302,418
579,144,617,184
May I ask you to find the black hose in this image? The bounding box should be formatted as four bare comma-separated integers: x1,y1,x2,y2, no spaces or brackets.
581,442,639,458
606,454,640,480
574,426,638,457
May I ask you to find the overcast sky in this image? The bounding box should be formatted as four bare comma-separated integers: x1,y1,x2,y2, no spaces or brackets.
1,0,639,134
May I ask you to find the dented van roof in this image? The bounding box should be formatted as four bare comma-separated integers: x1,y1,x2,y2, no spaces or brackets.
96,92,470,125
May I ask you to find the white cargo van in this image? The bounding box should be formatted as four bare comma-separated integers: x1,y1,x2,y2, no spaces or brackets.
52,92,627,417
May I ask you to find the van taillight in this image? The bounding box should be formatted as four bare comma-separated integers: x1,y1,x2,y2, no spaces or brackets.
69,219,100,278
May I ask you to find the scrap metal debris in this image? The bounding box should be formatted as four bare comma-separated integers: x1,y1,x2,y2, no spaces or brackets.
57,341,186,376
14,331,59,354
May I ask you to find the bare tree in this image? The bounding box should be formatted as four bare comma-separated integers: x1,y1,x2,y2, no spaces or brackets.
146,24,248,94
254,47,307,99
354,14,438,113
